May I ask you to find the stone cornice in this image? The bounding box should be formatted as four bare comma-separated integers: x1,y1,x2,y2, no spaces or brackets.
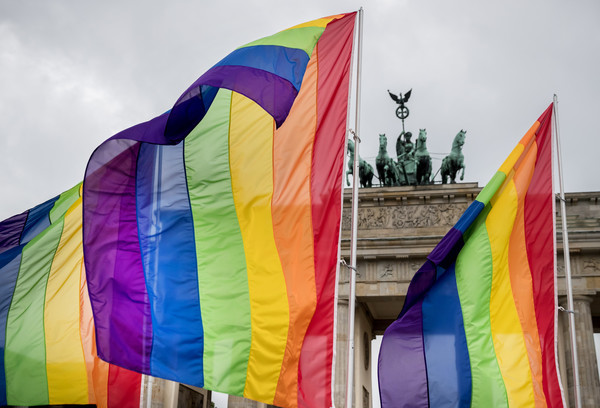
341,184,600,256
343,182,480,206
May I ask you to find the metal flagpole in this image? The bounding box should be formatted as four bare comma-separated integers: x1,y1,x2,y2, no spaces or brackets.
553,94,582,408
345,8,363,408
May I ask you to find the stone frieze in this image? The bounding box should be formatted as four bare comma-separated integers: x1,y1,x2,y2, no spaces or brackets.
342,203,469,230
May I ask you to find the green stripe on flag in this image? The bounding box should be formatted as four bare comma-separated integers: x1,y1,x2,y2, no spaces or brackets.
185,89,251,394
242,26,325,56
5,220,63,405
455,204,508,407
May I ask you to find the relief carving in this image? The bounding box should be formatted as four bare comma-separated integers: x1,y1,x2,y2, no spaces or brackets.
342,202,469,230
391,206,418,228
583,258,600,275
358,208,388,229
391,203,468,229
410,262,422,273
342,211,351,231
557,262,565,276
379,264,394,280
438,203,469,226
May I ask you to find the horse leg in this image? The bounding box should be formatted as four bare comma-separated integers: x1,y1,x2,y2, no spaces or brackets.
425,158,432,184
376,163,385,187
450,170,457,183
367,165,374,188
441,165,448,184
417,158,429,185
440,158,448,184
394,162,400,186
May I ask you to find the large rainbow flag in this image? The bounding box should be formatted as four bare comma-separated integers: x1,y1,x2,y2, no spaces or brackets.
378,104,565,407
82,12,356,408
0,184,141,407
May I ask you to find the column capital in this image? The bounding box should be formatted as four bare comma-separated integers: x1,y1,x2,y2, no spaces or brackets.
573,294,595,304
558,294,596,306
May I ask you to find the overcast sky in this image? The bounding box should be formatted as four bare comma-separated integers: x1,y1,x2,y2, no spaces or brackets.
1,0,599,405
1,0,599,221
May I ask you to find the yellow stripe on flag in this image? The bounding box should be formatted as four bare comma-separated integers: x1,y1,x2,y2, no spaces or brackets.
45,198,88,404
487,180,536,407
229,91,289,403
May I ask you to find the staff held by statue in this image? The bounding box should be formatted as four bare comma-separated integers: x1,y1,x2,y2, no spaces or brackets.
387,89,411,133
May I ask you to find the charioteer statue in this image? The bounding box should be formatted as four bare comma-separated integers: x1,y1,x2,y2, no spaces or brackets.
387,89,431,186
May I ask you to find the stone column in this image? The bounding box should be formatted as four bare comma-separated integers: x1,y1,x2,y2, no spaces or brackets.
141,376,166,408
353,305,374,408
559,295,600,407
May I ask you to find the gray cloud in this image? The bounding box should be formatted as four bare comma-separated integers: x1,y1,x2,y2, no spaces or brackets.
1,0,598,220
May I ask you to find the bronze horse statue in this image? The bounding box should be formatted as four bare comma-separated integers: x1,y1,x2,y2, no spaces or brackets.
441,130,466,184
346,139,374,188
376,134,400,187
415,129,432,185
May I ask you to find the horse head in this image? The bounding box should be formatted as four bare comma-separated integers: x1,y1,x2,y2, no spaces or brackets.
347,139,355,155
417,128,427,148
379,133,387,147
452,129,466,150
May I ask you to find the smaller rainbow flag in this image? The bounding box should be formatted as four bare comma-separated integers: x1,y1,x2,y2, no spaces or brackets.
0,184,141,408
378,104,565,408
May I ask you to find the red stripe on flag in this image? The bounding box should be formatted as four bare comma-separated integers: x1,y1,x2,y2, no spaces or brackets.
107,365,142,408
524,104,564,407
300,12,355,408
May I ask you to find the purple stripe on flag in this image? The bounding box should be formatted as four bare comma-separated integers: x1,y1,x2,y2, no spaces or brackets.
108,111,171,145
21,196,59,243
176,65,297,128
428,227,464,266
0,212,28,255
83,137,152,374
400,227,465,316
214,45,310,91
379,299,429,408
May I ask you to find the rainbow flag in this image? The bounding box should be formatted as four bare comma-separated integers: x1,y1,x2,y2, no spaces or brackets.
378,105,565,408
83,13,356,408
0,184,141,407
